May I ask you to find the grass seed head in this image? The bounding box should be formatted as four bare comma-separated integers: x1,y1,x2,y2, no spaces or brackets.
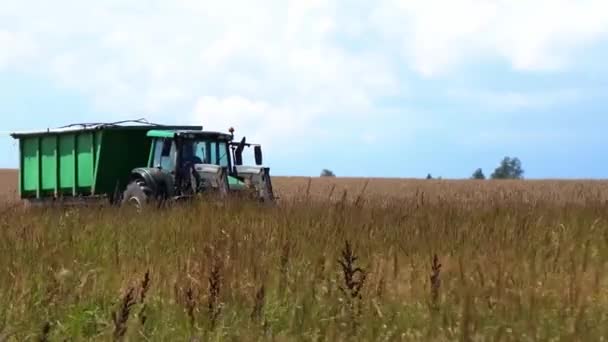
251,283,266,322
37,322,51,342
208,255,222,329
112,287,136,341
430,254,442,308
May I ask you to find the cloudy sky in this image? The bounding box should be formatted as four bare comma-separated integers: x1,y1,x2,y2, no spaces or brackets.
1,0,607,178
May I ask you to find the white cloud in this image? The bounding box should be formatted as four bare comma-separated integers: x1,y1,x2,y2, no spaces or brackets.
192,95,319,150
0,0,607,151
446,88,583,111
0,30,37,70
372,0,608,76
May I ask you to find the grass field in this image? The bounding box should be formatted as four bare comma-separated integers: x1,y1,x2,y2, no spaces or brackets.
0,169,17,203
1,170,608,340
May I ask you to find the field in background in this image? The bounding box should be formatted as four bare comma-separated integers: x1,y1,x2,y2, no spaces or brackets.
4,168,608,204
0,169,17,202
275,176,608,204
1,171,608,339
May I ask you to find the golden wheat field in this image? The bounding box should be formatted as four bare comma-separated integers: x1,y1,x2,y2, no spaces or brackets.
0,169,17,202
1,170,608,340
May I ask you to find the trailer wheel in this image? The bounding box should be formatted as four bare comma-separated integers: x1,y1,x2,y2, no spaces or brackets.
122,179,151,212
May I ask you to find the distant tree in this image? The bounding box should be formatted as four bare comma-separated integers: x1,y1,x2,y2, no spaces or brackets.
320,169,335,177
471,168,486,180
426,173,433,179
490,157,524,179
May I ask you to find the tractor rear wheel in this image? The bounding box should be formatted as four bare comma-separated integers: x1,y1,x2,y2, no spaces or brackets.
122,179,152,211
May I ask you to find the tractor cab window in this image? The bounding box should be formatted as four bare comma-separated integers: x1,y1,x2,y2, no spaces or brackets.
209,142,217,165
205,141,230,167
179,139,230,167
153,139,176,170
217,142,229,167
188,141,207,164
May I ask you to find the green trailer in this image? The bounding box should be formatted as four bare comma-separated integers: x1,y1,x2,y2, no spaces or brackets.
10,120,202,204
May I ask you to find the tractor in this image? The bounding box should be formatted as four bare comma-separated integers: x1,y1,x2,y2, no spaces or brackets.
122,127,274,209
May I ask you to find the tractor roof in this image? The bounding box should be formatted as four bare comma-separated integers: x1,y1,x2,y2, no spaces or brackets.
146,129,233,141
10,119,203,138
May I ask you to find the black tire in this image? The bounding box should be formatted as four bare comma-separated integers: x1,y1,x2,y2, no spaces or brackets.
122,179,152,211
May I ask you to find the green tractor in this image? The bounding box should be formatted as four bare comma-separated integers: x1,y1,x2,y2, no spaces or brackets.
9,120,274,207
122,127,275,209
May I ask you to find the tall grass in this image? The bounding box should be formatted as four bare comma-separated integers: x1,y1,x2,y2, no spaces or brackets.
1,180,608,340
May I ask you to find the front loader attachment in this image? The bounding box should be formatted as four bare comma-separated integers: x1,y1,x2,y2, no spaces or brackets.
193,164,230,198
235,166,275,202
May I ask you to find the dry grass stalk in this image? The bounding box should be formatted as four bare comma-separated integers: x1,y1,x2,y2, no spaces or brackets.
305,177,312,200
185,286,196,328
37,322,51,342
279,241,290,296
112,287,136,341
138,270,151,326
461,292,473,342
327,184,336,202
208,256,222,329
376,275,386,300
251,284,266,322
139,270,151,304
430,254,442,309
354,180,370,207
338,240,367,334
338,240,367,301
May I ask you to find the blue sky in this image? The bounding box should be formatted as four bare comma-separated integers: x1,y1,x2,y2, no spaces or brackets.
1,0,608,178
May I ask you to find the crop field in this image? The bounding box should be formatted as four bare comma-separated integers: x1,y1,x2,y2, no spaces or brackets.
1,170,608,340
0,169,17,204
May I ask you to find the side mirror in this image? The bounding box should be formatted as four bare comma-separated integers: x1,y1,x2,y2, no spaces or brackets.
254,146,263,165
235,137,246,165
235,151,243,165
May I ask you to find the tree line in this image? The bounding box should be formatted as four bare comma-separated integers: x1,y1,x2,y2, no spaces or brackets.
427,156,524,180
321,156,525,180
469,156,524,180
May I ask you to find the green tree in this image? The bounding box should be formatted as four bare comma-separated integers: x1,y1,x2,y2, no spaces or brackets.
320,169,335,177
471,168,485,179
426,173,433,179
490,157,524,179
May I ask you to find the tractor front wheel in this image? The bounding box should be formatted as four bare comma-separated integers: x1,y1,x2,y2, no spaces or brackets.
122,179,151,211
